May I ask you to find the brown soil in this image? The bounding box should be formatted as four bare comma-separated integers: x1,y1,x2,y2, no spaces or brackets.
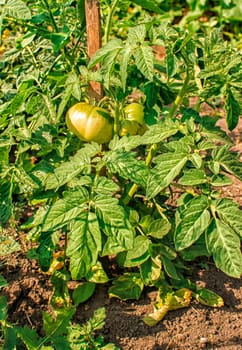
1,115,241,350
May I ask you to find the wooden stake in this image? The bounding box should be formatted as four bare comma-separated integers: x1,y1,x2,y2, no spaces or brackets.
85,0,103,101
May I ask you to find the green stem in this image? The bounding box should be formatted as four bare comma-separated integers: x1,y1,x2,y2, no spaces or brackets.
103,0,120,45
122,144,158,205
42,0,59,32
113,102,121,135
168,69,190,119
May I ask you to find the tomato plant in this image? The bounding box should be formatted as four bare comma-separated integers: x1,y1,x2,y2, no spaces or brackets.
0,0,242,348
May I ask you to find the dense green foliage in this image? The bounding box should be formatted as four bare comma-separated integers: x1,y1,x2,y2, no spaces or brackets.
0,0,241,348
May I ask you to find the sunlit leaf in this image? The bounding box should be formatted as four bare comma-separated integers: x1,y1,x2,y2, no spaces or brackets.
175,196,211,250
109,273,144,300
206,218,242,278
66,212,102,280
147,153,188,199
42,188,89,232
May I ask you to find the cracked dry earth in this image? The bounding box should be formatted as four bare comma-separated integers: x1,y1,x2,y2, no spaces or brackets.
1,115,241,350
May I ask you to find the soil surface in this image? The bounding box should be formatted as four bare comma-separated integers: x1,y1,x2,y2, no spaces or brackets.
1,114,241,350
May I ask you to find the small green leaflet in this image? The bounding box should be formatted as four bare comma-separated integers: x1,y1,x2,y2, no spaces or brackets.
42,188,89,232
211,174,233,186
105,149,149,187
120,46,132,91
147,218,171,239
175,196,211,251
101,48,122,89
66,212,102,280
141,119,179,145
72,282,96,306
0,181,13,226
3,0,31,20
179,169,207,186
94,195,134,254
0,275,8,289
0,295,7,321
17,326,40,350
146,152,188,199
0,234,21,256
43,307,76,337
109,134,143,151
57,72,82,119
109,273,144,300
127,24,146,44
212,145,242,181
45,143,100,190
93,176,120,195
134,45,154,81
206,219,242,278
117,235,150,267
213,198,242,237
161,255,180,280
37,231,55,272
200,125,232,145
132,0,163,14
88,39,123,68
225,87,241,131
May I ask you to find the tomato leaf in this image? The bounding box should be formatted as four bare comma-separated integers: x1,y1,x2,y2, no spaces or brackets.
94,195,134,254
175,196,211,250
42,188,89,232
105,149,149,186
72,282,96,306
120,46,132,91
67,212,102,280
3,0,31,20
206,218,242,278
141,119,179,144
212,145,242,180
43,307,75,337
0,182,13,226
88,39,123,68
86,261,109,283
117,236,150,267
127,24,146,44
44,144,100,190
109,273,144,300
214,198,242,238
147,219,171,239
143,288,192,326
146,152,188,199
131,0,163,14
179,169,207,186
133,45,154,81
225,87,241,131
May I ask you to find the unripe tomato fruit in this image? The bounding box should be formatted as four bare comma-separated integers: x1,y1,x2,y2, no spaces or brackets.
66,102,113,144
119,120,140,137
124,103,144,125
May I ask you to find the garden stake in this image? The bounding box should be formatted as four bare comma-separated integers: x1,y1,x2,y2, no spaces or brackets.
85,0,103,100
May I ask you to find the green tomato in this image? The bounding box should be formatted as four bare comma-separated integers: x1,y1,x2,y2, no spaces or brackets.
124,103,144,125
119,120,140,137
66,102,113,144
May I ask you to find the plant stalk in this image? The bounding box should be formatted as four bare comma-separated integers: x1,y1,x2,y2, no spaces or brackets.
168,69,190,118
103,0,120,45
122,144,158,205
